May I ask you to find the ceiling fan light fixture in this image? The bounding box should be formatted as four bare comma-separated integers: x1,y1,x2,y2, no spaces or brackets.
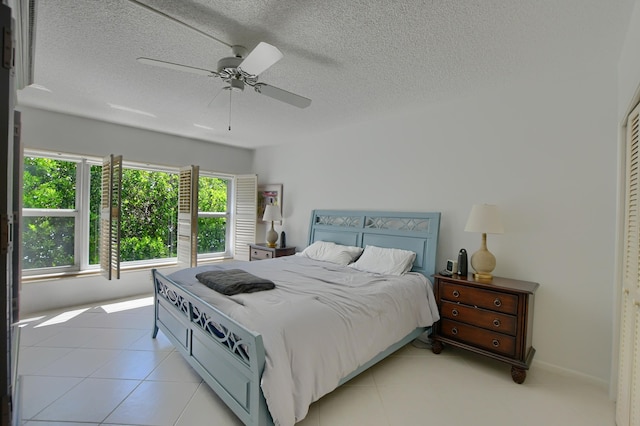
228,79,244,92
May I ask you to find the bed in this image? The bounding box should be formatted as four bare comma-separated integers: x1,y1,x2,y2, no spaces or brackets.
151,209,441,426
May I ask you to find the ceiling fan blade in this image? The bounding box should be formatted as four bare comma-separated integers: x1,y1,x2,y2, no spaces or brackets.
254,83,311,108
126,0,232,48
238,42,283,76
137,57,217,77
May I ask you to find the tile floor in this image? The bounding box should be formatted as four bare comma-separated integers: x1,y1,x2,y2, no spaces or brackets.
16,296,615,426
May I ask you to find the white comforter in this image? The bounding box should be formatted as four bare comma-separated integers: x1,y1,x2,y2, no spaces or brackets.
168,256,439,426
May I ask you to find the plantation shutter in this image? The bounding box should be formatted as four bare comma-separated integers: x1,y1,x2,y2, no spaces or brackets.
233,174,257,261
100,154,122,280
177,165,199,267
617,101,640,426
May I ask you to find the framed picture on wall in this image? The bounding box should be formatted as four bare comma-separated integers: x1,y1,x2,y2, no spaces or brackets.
258,184,283,223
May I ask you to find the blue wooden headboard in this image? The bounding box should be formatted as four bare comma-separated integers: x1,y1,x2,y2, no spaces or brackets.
307,210,441,278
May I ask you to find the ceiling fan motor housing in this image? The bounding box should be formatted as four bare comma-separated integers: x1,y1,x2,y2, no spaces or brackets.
217,54,256,87
217,56,242,74
231,45,248,58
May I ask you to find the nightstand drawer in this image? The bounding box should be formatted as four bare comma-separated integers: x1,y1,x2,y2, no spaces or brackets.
439,281,518,315
440,319,516,357
251,248,273,260
440,300,517,336
249,244,296,261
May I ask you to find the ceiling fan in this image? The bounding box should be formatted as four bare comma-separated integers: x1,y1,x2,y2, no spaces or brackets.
137,42,311,109
127,0,311,129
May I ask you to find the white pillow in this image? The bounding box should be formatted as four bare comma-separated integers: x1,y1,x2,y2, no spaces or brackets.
297,241,363,266
349,245,416,275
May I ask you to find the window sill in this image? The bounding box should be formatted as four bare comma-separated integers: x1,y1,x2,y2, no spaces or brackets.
21,256,232,283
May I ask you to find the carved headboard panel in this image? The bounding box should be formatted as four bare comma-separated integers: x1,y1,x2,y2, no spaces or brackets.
308,210,441,278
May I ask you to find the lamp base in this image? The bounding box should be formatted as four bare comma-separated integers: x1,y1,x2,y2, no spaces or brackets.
266,223,278,248
473,272,493,281
470,233,496,282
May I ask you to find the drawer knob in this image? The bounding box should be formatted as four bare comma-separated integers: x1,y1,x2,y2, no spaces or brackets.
452,290,460,298
492,339,500,347
451,327,458,335
493,319,501,327
451,309,459,317
494,298,502,307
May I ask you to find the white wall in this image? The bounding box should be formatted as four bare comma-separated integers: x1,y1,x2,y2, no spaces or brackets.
253,57,619,383
18,107,254,315
18,107,254,173
21,266,179,316
618,0,640,118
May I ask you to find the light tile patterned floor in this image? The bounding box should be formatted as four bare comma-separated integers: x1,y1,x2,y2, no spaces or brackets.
17,296,615,425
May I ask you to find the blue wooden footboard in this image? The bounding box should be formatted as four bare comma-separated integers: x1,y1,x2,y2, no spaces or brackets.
152,269,273,426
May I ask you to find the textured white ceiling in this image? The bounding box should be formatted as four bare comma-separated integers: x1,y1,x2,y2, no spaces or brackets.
17,0,634,149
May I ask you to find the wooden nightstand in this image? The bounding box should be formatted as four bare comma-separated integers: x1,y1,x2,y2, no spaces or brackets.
249,243,296,261
430,274,539,383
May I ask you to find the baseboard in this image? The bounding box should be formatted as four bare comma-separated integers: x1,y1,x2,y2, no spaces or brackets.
532,359,610,393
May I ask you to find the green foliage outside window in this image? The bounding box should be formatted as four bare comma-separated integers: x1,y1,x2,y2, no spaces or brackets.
120,168,180,261
23,157,76,209
89,166,180,263
197,176,228,254
22,158,76,269
89,165,101,264
22,216,75,269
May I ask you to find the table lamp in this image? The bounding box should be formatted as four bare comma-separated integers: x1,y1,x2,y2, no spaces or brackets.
262,204,282,248
464,204,504,280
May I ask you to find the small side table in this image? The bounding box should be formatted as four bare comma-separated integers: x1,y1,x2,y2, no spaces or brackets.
249,243,296,261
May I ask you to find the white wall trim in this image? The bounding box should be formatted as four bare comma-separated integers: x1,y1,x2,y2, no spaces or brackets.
533,359,610,393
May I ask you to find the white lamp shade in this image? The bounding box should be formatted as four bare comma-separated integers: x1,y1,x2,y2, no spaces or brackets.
262,204,282,222
464,204,504,234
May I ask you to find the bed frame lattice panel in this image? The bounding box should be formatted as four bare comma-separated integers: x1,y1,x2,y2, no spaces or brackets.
191,305,250,365
315,214,433,233
315,215,361,227
156,281,189,316
365,216,432,232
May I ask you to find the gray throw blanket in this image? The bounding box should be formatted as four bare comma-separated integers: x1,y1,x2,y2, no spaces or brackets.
195,269,276,296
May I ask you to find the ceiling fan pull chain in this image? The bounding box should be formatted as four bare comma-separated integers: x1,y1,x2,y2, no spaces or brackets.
228,88,232,131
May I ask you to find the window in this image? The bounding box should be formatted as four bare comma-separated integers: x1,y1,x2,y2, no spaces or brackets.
22,152,239,276
119,167,179,263
197,174,230,258
22,156,79,272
